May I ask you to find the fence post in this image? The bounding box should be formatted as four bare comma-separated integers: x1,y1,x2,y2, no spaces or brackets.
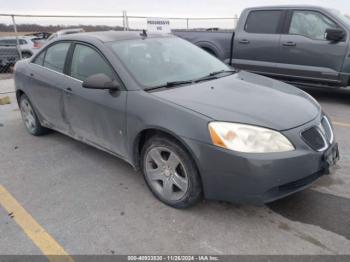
126,12,129,30
233,14,238,29
122,11,126,30
11,15,22,60
122,11,129,31
186,18,189,29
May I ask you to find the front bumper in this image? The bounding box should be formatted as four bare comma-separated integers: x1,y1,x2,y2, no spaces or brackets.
183,116,337,205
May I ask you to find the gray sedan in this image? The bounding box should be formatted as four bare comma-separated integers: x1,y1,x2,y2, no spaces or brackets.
14,31,339,208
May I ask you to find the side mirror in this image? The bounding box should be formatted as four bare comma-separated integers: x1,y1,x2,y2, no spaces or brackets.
82,73,120,90
325,28,345,42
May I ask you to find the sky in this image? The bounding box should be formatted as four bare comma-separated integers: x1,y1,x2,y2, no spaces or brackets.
1,0,350,29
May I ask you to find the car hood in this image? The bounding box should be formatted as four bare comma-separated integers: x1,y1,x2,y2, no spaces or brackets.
151,71,320,131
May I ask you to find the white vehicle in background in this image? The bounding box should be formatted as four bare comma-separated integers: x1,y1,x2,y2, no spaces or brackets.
0,36,43,58
47,28,85,41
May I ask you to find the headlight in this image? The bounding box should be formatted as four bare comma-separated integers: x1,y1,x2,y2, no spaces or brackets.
208,122,294,153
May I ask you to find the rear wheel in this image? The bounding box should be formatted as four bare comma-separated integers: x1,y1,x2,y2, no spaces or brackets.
19,94,49,136
141,136,202,208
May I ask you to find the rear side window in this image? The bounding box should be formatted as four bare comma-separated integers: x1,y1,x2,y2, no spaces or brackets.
43,42,70,73
245,10,282,34
70,44,114,82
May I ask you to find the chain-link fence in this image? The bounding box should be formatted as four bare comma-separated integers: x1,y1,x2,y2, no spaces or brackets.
0,12,238,74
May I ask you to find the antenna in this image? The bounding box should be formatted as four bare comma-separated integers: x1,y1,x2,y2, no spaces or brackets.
140,29,147,38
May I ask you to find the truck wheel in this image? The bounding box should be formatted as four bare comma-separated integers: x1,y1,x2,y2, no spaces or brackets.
141,135,202,208
19,94,49,136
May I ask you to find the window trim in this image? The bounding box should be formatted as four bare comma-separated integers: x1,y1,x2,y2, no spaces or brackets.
244,9,286,35
65,41,126,91
284,9,346,42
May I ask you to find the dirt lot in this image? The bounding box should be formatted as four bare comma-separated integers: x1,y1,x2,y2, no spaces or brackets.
0,32,35,37
0,76,350,259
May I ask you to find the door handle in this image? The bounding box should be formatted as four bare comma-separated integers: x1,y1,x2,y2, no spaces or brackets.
64,87,73,96
239,39,250,44
282,41,296,47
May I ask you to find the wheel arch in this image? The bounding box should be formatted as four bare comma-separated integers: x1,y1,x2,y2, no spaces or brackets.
194,41,221,58
15,89,45,126
132,127,202,178
21,50,33,57
16,89,25,103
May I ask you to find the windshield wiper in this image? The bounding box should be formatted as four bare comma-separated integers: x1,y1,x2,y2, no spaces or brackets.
194,69,236,83
144,70,236,91
144,80,193,91
210,69,236,76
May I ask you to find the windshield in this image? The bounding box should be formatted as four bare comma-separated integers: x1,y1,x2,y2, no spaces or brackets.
109,37,230,88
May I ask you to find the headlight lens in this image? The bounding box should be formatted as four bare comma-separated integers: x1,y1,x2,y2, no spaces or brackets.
208,122,294,153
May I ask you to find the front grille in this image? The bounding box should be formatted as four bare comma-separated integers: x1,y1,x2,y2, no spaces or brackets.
321,116,334,143
301,127,325,151
301,116,334,151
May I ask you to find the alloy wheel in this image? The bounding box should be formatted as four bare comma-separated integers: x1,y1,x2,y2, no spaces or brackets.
145,146,189,201
20,99,37,133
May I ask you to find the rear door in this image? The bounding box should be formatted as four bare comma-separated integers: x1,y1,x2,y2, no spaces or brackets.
232,9,284,75
278,10,348,84
63,42,127,157
29,42,71,132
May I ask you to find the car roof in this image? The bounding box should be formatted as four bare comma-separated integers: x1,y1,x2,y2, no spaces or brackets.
58,30,174,43
57,28,84,35
245,5,332,12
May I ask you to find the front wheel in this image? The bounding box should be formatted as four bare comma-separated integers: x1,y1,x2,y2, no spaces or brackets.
19,94,49,136
141,136,202,208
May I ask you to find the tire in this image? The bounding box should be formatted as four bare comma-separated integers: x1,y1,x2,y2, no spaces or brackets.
19,94,49,136
21,52,32,59
141,135,202,208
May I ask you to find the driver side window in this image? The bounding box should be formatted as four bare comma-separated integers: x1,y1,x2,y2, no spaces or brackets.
289,11,338,40
70,44,114,82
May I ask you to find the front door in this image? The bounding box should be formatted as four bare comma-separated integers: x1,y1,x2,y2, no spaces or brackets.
63,43,127,157
278,10,348,84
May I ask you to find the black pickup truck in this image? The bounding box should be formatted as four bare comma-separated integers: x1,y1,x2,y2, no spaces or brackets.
174,6,350,89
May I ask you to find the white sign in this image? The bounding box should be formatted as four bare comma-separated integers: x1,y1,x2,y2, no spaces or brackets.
146,18,171,33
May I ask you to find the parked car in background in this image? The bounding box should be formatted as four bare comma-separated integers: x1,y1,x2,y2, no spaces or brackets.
14,31,339,208
174,5,350,89
25,32,51,40
47,28,85,41
0,46,19,72
0,36,42,58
